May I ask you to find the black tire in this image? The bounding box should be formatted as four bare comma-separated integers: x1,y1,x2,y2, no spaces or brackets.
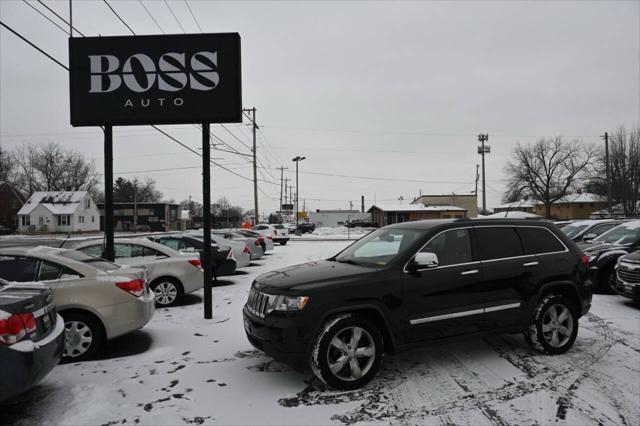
598,266,616,294
150,277,183,307
311,315,383,390
60,311,105,361
279,240,288,246
524,294,578,355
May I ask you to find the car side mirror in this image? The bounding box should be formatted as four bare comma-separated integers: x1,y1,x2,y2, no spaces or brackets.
583,233,597,241
414,252,439,268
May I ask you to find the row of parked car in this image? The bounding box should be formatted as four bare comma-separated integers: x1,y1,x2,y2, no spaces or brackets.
0,224,290,402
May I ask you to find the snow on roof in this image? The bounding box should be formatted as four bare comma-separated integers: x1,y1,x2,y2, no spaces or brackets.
495,199,536,209
17,191,88,216
553,193,606,204
479,211,541,219
368,204,466,213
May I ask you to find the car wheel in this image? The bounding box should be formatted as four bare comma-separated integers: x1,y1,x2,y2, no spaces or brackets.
311,315,383,390
279,240,288,245
599,266,616,294
151,278,181,306
524,294,578,355
61,312,104,361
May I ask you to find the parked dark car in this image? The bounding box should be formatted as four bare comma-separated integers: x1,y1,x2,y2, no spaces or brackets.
296,222,316,234
148,234,237,276
0,279,65,403
0,226,14,236
134,224,151,233
614,251,640,301
345,219,374,228
244,219,591,390
579,220,640,293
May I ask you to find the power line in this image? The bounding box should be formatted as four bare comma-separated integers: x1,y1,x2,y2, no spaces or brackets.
22,1,69,36
36,0,85,36
163,0,186,33
183,0,203,32
137,0,165,34
0,21,68,70
102,0,136,35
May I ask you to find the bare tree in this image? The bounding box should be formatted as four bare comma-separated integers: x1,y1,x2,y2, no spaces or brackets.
505,137,597,218
587,126,640,216
0,144,17,182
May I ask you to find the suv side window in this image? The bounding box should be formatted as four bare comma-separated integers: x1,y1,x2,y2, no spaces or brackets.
420,228,473,266
517,227,565,255
475,227,523,260
0,256,38,281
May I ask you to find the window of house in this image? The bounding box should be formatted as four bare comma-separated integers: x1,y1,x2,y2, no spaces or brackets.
85,199,91,209
58,215,71,226
39,216,44,225
92,216,95,222
21,216,30,226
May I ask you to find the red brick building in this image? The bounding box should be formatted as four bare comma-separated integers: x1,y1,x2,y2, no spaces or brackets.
0,181,25,230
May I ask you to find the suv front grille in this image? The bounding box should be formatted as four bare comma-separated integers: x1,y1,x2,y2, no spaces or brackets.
246,287,276,318
618,263,640,284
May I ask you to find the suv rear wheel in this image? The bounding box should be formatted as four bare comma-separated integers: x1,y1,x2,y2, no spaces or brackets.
524,294,578,355
311,315,383,390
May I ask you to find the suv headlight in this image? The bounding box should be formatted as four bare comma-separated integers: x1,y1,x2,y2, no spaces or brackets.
271,295,309,312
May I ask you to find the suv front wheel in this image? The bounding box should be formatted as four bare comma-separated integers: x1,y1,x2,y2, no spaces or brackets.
311,315,383,390
524,294,578,355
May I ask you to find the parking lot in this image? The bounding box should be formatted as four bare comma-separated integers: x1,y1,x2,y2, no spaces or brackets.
3,239,639,426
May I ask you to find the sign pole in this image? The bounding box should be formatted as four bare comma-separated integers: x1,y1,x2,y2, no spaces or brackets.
202,123,213,319
103,125,115,262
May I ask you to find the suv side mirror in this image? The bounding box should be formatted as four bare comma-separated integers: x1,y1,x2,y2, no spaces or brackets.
583,233,597,241
414,252,439,268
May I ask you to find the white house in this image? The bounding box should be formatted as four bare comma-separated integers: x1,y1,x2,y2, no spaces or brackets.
17,191,100,233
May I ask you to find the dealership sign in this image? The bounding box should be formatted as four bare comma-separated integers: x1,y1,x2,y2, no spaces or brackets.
69,33,242,126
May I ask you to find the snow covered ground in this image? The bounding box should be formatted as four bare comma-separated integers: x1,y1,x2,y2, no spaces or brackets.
4,240,640,425
291,226,374,240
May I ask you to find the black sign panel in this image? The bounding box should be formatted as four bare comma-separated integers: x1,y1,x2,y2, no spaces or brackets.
69,33,241,126
281,204,294,211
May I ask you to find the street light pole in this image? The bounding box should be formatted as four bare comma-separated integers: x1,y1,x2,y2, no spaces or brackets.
292,156,306,232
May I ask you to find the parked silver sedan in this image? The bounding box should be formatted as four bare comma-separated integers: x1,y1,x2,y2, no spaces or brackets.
186,231,251,268
72,238,204,307
0,246,155,361
235,228,274,253
212,230,264,260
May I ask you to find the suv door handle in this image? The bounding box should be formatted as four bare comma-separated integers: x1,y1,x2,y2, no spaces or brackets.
461,269,479,276
523,261,539,267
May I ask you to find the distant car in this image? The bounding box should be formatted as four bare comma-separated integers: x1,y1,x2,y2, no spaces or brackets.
580,220,640,293
345,219,374,228
235,229,274,253
0,247,155,361
184,231,252,268
0,279,65,403
614,251,640,301
148,234,237,276
72,238,204,307
296,222,316,234
252,224,290,245
561,220,619,242
0,225,14,236
212,230,264,261
134,224,151,233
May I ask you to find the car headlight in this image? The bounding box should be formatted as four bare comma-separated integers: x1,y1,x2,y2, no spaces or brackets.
271,295,309,312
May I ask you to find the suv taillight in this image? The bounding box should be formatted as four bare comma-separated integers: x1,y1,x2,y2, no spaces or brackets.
579,255,590,269
116,279,145,297
0,312,36,345
189,259,202,269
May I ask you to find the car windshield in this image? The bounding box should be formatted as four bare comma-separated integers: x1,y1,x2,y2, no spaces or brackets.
58,250,120,271
593,222,640,245
334,228,423,267
561,223,590,238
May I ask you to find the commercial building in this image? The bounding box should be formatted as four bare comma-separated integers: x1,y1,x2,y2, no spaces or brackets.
533,193,607,220
98,202,180,232
368,204,466,227
17,191,100,233
0,181,25,230
308,210,370,227
412,194,478,218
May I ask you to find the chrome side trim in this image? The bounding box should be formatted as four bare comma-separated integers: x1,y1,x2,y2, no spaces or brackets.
410,302,522,325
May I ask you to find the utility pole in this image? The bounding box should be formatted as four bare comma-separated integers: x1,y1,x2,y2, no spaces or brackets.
243,107,259,224
601,132,613,217
292,156,306,231
133,180,138,230
474,164,480,196
283,178,289,204
278,166,288,217
477,134,490,213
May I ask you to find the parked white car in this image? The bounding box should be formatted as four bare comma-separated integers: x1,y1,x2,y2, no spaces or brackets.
252,224,290,245
235,228,274,253
0,246,155,360
212,230,264,260
73,238,204,307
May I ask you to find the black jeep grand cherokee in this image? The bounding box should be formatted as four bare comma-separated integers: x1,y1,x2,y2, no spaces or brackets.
243,219,592,390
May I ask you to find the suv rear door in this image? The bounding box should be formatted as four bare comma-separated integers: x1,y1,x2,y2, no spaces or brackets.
473,226,532,330
403,227,485,342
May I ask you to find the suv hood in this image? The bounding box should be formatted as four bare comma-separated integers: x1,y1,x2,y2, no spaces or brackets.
254,260,374,291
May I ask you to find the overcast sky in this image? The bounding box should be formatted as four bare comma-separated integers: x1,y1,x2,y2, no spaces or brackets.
1,0,638,215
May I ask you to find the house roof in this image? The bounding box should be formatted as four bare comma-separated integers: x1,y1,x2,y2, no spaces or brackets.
368,204,466,213
553,193,606,204
17,191,89,216
495,199,536,209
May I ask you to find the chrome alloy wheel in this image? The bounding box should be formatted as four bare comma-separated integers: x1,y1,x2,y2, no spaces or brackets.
64,320,93,358
542,303,574,348
326,326,376,381
155,281,178,305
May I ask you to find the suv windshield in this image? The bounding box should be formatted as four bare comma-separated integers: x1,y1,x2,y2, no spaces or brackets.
561,223,590,238
334,228,422,267
58,250,120,271
593,222,640,245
